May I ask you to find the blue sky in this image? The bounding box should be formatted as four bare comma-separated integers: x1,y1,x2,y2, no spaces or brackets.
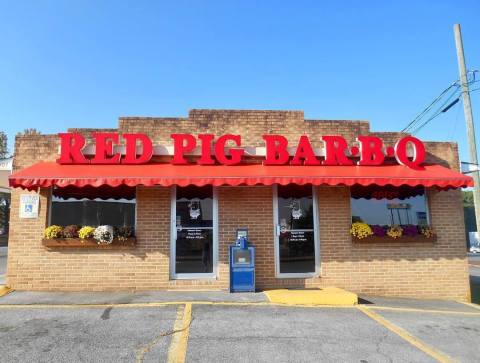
1,1,479,162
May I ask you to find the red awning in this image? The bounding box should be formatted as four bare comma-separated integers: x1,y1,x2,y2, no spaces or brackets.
9,161,473,190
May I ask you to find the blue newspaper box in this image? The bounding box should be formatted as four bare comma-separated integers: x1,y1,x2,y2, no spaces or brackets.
229,230,255,292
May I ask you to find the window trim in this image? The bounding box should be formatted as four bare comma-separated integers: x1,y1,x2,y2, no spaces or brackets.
170,185,219,280
272,184,321,279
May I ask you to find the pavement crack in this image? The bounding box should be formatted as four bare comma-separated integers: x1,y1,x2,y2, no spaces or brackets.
374,329,393,363
136,305,193,363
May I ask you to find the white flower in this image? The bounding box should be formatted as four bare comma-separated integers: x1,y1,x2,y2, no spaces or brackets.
93,225,114,244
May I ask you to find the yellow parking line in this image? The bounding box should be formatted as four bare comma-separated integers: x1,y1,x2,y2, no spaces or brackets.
358,306,455,363
167,303,192,363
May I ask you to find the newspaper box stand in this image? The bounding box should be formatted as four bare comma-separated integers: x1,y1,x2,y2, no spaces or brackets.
229,230,255,292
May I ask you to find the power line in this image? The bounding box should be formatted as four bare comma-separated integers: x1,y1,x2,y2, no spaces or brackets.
401,82,459,133
401,73,479,134
410,88,463,134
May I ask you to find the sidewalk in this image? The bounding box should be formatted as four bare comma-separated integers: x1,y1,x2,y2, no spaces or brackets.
0,290,268,305
0,289,478,314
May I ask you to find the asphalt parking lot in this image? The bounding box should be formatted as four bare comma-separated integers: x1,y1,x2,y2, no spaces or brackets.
0,295,479,363
0,255,479,362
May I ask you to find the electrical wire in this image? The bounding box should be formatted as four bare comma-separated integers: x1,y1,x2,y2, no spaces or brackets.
402,74,480,134
411,88,463,134
401,82,459,133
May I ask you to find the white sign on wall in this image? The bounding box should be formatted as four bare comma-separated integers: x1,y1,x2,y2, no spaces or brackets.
19,194,39,219
0,158,12,171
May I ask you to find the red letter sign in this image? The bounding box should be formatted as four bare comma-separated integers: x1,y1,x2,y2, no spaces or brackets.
322,136,353,166
214,134,244,165
122,133,153,164
197,134,215,165
57,133,88,164
91,133,121,164
263,135,290,165
291,135,320,165
357,136,385,166
394,136,425,170
171,134,196,164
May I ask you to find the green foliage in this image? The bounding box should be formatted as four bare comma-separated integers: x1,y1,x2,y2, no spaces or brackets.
463,190,474,207
17,128,41,136
0,132,8,159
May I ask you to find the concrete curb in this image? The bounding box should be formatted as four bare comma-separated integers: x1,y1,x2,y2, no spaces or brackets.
264,287,358,306
0,286,12,297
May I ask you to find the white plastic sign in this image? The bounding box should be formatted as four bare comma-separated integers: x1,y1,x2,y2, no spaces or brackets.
19,194,39,219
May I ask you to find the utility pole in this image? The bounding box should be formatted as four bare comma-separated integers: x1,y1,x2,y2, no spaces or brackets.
454,23,480,233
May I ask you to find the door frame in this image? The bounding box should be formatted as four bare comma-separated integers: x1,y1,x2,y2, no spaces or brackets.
272,184,321,278
170,185,219,280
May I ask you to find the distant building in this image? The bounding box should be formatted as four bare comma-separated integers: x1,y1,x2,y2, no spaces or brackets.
0,157,12,245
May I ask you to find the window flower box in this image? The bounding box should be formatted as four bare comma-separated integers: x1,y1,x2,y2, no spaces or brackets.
352,235,437,244
42,237,136,249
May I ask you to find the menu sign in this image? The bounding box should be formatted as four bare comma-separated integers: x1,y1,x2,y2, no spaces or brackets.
288,231,308,243
184,229,206,240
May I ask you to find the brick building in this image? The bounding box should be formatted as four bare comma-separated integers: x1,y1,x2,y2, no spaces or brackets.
6,109,474,300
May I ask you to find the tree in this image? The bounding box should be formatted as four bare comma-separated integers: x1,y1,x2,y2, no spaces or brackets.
17,128,41,136
0,132,8,159
463,190,474,207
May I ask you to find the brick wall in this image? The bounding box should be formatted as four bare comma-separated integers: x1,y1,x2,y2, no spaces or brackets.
6,109,471,300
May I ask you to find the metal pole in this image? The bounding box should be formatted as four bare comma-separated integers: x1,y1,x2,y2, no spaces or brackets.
454,23,480,232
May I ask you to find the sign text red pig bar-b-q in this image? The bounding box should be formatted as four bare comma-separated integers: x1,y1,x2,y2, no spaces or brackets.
56,133,426,170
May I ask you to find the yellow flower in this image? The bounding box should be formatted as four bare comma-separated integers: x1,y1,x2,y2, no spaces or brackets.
420,226,434,238
78,226,95,239
44,225,63,239
387,225,403,239
350,222,373,239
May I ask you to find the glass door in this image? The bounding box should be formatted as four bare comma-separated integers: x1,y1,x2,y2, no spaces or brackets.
274,184,319,277
171,185,218,279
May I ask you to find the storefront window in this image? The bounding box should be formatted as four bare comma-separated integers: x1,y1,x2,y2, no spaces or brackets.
174,185,215,276
50,186,136,228
275,184,317,275
351,185,428,226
